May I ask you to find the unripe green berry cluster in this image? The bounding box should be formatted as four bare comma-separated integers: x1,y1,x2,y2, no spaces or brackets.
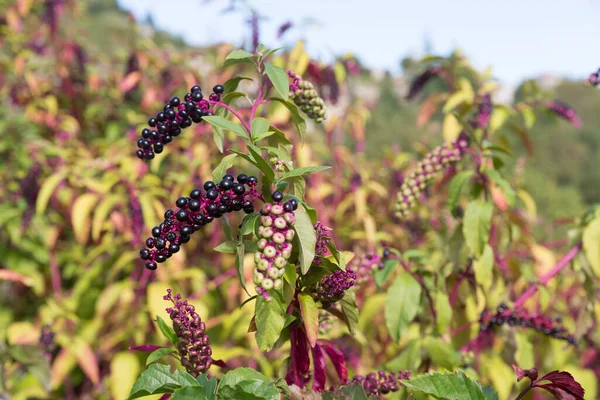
253,193,298,300
288,70,327,123
395,135,469,219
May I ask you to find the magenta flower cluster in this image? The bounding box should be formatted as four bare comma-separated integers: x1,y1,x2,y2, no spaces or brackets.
395,134,469,218
471,93,492,129
314,268,357,307
480,303,577,345
313,221,333,265
254,194,299,300
348,252,384,285
140,174,260,270
545,100,581,128
351,370,411,396
164,289,213,377
135,84,224,160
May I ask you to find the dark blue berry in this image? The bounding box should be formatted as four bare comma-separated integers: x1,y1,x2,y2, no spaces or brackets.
190,189,202,199
272,191,283,202
248,176,258,185
237,174,248,184
204,181,216,191
169,243,180,253
155,238,166,250
146,261,157,270
191,85,201,93
169,96,181,107
213,84,224,94
176,209,189,222
232,184,245,195
140,248,150,259
180,226,193,236
223,174,234,181
176,197,188,208
206,189,219,200
156,254,167,263
189,200,201,211
220,179,233,190
146,237,155,248
152,227,161,237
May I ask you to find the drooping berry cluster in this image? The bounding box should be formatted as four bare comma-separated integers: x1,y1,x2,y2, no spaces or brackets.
394,135,469,219
135,84,225,160
140,174,260,270
254,192,298,300
288,70,327,123
479,303,577,345
350,370,411,396
348,252,384,285
471,93,492,129
544,100,581,128
588,68,600,86
406,66,442,100
313,269,357,308
313,221,333,266
164,290,213,377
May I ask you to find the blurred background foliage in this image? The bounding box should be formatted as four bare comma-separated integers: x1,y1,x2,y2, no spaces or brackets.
0,0,599,399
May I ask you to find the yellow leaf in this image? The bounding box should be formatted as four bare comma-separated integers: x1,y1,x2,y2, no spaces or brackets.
517,189,537,219
92,195,121,241
147,282,174,341
72,193,99,244
73,337,99,384
489,106,511,133
36,172,65,215
51,348,76,389
110,352,140,400
582,218,600,277
443,113,462,142
7,321,38,345
530,244,556,276
479,354,514,400
563,365,597,400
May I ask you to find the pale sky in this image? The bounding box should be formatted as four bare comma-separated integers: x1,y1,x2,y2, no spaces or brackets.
118,0,600,84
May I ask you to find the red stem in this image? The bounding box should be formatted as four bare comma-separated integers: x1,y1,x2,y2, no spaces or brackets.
207,100,251,134
513,243,582,309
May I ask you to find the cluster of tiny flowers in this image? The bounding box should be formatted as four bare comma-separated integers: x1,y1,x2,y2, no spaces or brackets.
164,289,212,377
351,371,411,396
313,221,333,265
288,70,327,123
254,192,298,300
406,66,442,100
313,269,357,308
395,135,469,219
588,68,600,86
135,84,224,160
479,303,577,345
140,174,260,270
544,100,581,128
471,93,492,129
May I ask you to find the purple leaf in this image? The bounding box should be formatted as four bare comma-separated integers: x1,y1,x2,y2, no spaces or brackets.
311,343,327,391
512,364,538,382
159,394,171,400
534,371,585,400
129,344,163,353
318,339,348,384
212,359,228,368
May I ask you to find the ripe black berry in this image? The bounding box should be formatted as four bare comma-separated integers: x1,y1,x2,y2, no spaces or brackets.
284,202,293,212
165,109,176,120
146,261,158,270
157,112,166,122
146,150,155,159
206,189,219,200
135,150,144,158
176,209,189,222
169,243,180,253
232,184,245,195
190,189,202,199
207,204,218,215
180,226,193,236
192,91,203,102
218,205,228,214
237,174,248,184
180,235,191,243
140,248,150,260
223,174,234,181
176,197,189,208
220,179,233,190
164,209,174,219
272,191,283,202
190,85,201,93
204,181,216,191
146,238,155,248
154,143,164,153
166,232,176,242
155,238,166,250
383,248,391,258
169,96,181,107
193,214,205,224
289,198,299,210
189,200,201,211
213,84,224,94
156,254,167,263
152,227,161,237
148,117,157,127
248,176,258,185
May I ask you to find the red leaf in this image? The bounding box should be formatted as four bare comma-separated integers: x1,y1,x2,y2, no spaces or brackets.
512,364,538,382
318,339,348,384
311,344,327,392
129,344,163,353
212,359,228,368
534,371,585,400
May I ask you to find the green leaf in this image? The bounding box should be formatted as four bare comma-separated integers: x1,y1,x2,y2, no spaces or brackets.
255,292,286,351
435,293,453,334
402,372,487,400
298,292,319,347
223,76,252,94
172,386,210,400
473,244,494,292
482,386,499,400
514,331,534,368
277,166,331,183
213,126,225,153
146,348,176,366
212,154,238,183
196,372,218,399
221,215,233,241
424,338,459,370
385,340,422,371
214,240,257,254
294,205,318,275
128,364,199,399
251,117,270,141
323,383,370,400
36,172,64,215
203,115,249,141
583,218,600,277
373,258,398,289
265,63,289,100
448,171,474,212
385,272,422,341
240,212,260,237
252,130,274,143
225,49,255,60
463,199,493,258
236,241,249,295
485,169,516,208
217,368,280,400
270,98,307,142
156,316,178,345
340,290,359,335
246,146,276,184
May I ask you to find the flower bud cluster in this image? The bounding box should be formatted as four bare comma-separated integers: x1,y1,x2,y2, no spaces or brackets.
253,193,298,300
471,93,492,129
479,303,577,345
395,135,469,219
135,84,225,160
313,269,357,308
313,221,333,266
164,289,212,377
545,100,581,128
351,370,411,396
588,69,600,86
288,70,327,123
140,174,260,270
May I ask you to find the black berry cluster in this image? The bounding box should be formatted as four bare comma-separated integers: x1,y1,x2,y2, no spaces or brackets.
395,134,469,219
588,68,600,86
135,84,225,160
253,193,298,301
313,268,357,308
164,289,213,377
544,100,581,128
479,303,577,345
406,66,442,100
288,70,327,123
140,174,260,270
350,370,411,396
